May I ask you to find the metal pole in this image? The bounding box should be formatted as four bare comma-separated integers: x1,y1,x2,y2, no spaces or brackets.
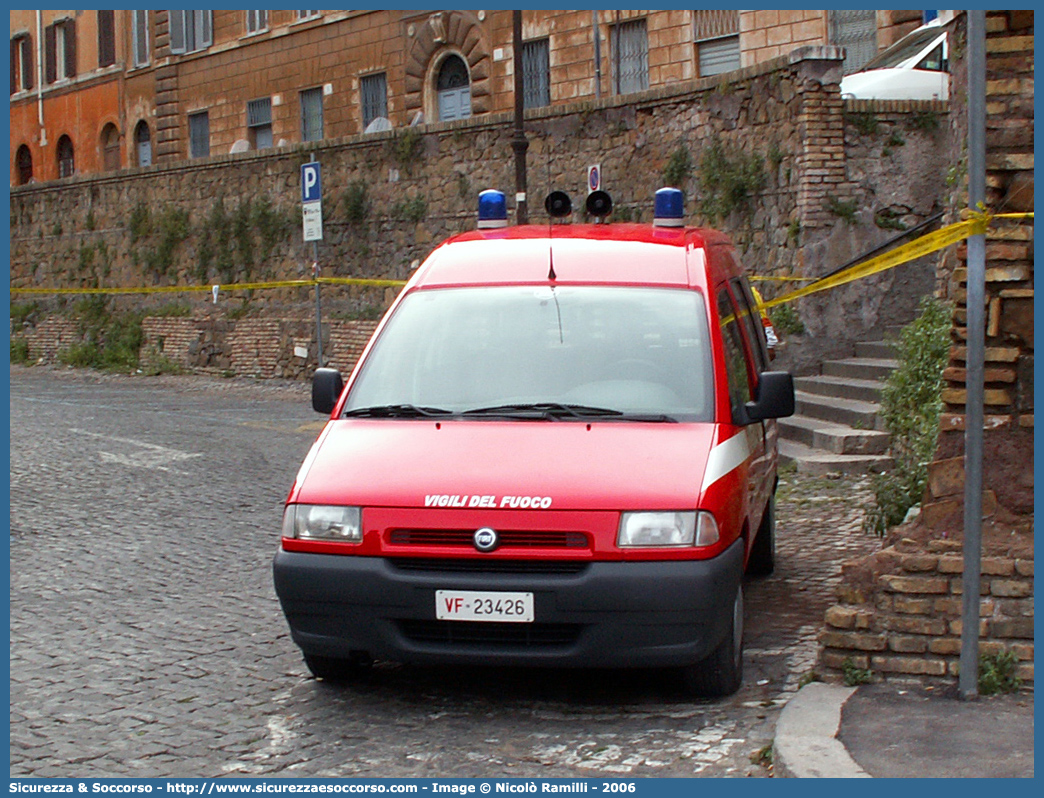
511,10,529,225
310,153,323,369
959,9,986,701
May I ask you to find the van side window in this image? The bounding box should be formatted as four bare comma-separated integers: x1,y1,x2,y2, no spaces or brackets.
730,277,768,374
717,289,752,421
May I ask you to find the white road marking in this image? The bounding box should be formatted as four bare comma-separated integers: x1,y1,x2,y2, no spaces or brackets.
70,428,203,472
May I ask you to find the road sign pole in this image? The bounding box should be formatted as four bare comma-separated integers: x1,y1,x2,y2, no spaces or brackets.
304,154,324,369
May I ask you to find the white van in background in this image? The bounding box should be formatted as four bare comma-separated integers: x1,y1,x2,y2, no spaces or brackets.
840,22,949,101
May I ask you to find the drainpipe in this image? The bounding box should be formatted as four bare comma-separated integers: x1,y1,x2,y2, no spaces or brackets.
511,10,529,225
36,10,46,146
592,11,601,99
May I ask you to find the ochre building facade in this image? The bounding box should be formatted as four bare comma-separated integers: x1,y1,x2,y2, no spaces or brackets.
11,9,926,184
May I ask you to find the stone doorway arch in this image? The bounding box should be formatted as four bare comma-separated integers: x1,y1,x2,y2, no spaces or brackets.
404,10,490,122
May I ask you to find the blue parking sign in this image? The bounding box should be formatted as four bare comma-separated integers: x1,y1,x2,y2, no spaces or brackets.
301,162,322,203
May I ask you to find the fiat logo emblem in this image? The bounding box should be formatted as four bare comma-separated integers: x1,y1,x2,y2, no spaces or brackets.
473,527,499,552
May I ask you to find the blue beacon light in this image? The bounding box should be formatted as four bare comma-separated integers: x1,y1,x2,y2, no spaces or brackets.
653,187,685,227
477,189,509,229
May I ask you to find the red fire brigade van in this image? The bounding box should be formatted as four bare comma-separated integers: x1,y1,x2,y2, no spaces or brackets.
274,188,794,696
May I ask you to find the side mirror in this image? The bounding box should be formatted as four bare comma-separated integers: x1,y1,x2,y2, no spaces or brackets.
744,371,794,421
312,367,344,415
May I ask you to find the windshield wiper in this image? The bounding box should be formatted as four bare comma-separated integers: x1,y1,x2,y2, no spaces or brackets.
342,404,454,418
462,403,676,422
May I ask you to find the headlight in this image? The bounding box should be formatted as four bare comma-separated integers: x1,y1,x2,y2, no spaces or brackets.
283,504,362,542
616,511,719,548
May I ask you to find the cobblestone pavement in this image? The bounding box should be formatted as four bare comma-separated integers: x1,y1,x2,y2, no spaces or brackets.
9,365,883,779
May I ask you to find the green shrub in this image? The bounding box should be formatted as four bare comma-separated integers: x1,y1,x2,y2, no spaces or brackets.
392,194,427,223
343,181,370,224
979,651,1022,695
841,658,873,686
10,338,30,364
696,138,766,222
662,146,693,188
10,301,39,328
827,197,858,224
769,303,805,336
864,297,951,534
61,298,145,372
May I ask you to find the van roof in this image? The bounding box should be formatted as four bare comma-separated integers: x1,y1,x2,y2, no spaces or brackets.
411,223,739,291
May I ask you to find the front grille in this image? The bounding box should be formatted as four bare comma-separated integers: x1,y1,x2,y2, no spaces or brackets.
397,619,581,647
389,558,589,575
388,529,589,548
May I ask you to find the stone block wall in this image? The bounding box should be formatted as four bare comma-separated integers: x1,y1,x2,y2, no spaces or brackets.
821,537,1034,684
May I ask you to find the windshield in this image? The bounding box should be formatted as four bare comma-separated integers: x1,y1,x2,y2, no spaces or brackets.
862,28,944,71
344,285,716,422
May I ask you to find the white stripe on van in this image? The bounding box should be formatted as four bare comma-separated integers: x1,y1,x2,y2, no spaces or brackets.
701,429,753,493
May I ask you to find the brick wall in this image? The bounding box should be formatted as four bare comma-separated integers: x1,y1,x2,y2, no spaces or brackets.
18,314,380,380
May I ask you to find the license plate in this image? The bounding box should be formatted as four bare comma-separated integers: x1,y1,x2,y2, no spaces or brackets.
435,590,534,623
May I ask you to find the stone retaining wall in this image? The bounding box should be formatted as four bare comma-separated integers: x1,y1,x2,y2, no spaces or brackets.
11,45,951,372
821,537,1034,684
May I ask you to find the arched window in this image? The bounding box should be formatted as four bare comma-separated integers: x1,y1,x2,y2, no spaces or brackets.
134,121,152,167
16,145,33,185
101,123,120,171
436,54,471,122
56,135,75,178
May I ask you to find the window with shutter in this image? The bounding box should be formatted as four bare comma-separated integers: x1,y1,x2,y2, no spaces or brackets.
610,19,648,94
98,10,115,67
101,123,120,171
188,111,210,158
247,98,273,149
170,10,212,55
57,135,75,178
10,34,34,93
360,73,387,129
132,10,149,67
300,88,324,141
522,39,550,109
16,145,33,185
246,11,268,35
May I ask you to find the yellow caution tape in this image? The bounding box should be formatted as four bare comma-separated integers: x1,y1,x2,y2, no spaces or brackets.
757,211,1033,312
9,212,1031,301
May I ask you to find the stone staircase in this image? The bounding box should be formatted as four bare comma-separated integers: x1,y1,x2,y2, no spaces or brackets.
779,339,899,475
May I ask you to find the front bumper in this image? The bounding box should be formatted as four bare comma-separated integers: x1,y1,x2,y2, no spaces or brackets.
273,537,744,668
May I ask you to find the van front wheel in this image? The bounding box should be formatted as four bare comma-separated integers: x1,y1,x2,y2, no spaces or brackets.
746,493,775,576
679,584,744,697
304,652,373,682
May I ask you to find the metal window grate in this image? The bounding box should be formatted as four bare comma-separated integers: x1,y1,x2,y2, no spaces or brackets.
247,98,272,127
522,38,550,109
300,87,323,141
693,9,739,42
360,73,387,128
611,19,648,94
830,9,879,75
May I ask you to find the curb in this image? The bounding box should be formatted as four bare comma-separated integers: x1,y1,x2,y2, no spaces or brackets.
773,683,870,778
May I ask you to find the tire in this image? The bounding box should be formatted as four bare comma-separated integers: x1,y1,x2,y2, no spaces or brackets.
679,583,744,698
304,652,373,682
746,493,775,576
